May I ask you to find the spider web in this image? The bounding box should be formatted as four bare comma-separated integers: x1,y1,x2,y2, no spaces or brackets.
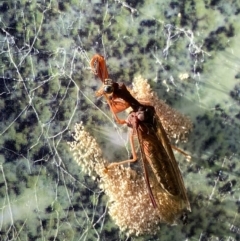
0,0,240,240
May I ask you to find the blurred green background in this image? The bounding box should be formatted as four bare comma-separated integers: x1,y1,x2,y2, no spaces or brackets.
0,0,240,240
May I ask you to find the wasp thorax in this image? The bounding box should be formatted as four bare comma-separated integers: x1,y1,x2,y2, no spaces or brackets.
104,85,114,94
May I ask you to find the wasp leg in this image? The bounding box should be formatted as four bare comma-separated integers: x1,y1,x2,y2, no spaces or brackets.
171,145,191,161
103,93,127,125
90,54,109,82
107,129,138,169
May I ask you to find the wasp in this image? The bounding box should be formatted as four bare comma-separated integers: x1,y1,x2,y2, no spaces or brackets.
90,54,191,216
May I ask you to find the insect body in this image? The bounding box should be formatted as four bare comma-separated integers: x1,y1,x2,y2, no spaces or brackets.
90,54,191,214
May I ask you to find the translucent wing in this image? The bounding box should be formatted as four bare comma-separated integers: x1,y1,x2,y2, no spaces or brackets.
135,110,191,212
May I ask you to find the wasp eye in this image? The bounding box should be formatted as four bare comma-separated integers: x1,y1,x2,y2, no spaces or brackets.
104,85,113,94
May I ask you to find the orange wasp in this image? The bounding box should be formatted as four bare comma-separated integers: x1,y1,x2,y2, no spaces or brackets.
90,54,191,215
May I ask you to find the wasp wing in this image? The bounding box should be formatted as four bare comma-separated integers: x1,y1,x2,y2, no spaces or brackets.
135,111,191,212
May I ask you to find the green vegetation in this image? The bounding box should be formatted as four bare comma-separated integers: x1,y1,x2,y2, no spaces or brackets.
0,0,240,240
